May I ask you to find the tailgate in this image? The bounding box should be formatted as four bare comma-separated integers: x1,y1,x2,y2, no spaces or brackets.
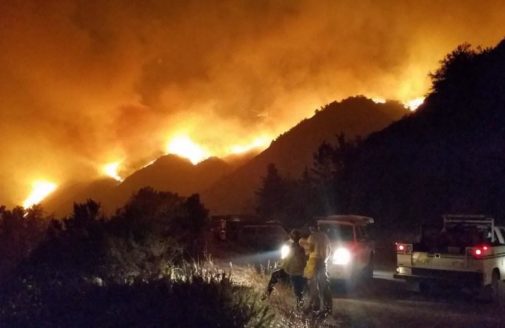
411,251,469,270
396,242,472,270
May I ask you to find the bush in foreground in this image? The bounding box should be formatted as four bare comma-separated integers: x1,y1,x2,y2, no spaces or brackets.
0,267,273,328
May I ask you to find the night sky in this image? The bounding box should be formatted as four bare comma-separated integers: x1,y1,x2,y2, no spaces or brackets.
1,0,504,206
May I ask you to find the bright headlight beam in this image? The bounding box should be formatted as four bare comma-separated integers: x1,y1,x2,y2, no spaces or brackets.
280,244,290,259
332,247,351,265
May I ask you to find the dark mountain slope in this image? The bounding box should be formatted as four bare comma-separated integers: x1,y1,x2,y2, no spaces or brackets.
43,178,118,216
348,39,505,228
111,155,231,212
203,96,408,214
44,155,231,216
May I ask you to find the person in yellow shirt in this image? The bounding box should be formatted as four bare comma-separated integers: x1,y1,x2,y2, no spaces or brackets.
303,225,333,316
298,229,311,256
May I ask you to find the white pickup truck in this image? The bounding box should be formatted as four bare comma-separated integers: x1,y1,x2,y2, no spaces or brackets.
394,215,505,300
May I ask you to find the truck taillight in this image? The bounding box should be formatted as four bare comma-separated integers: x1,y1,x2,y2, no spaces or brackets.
396,242,412,254
471,245,490,259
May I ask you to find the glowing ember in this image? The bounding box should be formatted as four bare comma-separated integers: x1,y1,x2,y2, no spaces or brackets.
23,180,57,208
405,97,425,111
103,162,123,182
167,135,210,164
230,136,271,154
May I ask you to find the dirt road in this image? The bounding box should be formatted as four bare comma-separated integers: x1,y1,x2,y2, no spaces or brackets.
329,271,504,328
213,240,504,328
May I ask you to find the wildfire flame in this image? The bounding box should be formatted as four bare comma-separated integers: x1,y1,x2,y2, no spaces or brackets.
371,97,386,104
23,180,57,208
167,135,210,165
405,97,425,111
141,159,156,169
102,161,123,182
230,136,271,154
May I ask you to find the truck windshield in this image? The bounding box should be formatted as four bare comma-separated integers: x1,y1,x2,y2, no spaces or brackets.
319,223,354,242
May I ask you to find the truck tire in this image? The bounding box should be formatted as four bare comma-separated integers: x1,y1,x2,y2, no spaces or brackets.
482,270,501,303
490,270,501,302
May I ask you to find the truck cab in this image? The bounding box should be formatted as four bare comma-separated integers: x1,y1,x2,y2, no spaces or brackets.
316,215,375,284
395,215,505,300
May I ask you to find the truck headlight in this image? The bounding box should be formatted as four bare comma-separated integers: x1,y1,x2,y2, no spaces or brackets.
280,244,290,259
332,247,351,265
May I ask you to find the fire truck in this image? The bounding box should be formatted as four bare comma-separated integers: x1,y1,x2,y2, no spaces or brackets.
394,215,505,300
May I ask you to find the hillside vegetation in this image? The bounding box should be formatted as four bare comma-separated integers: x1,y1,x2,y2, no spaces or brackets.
347,39,505,228
204,97,407,214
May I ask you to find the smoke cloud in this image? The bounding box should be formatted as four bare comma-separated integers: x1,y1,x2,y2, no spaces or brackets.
0,0,504,206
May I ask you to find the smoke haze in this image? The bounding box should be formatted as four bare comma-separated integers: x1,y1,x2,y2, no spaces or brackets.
1,0,504,206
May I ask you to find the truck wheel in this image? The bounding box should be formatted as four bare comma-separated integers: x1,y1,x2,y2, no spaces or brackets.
482,270,501,303
490,270,501,302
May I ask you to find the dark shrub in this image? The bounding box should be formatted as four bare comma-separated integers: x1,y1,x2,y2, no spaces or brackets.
0,269,273,328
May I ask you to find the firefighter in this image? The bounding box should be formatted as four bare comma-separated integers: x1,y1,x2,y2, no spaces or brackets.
263,229,307,309
304,225,333,317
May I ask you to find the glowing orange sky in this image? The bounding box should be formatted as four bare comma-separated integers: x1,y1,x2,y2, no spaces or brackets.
1,0,505,206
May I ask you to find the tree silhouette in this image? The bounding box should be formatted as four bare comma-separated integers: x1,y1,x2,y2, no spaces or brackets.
253,135,362,227
312,134,362,214
174,194,209,258
285,167,320,227
65,199,102,234
255,163,288,222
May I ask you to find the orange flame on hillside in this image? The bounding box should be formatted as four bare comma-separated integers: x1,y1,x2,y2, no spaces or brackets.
405,97,425,111
371,97,386,104
166,135,210,165
230,136,271,154
102,162,123,182
23,180,57,208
